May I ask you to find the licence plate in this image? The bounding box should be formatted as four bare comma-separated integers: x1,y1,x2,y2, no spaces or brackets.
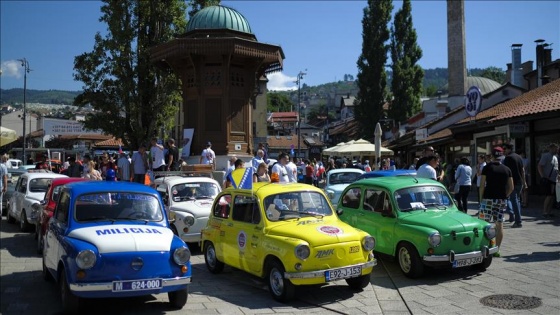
325,266,362,281
452,256,483,268
112,279,162,292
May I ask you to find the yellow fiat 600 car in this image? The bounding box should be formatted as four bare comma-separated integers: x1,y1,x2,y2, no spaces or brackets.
201,181,377,302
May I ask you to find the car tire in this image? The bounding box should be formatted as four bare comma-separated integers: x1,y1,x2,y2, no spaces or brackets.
60,270,80,314
6,205,15,224
397,243,424,278
345,274,371,290
42,255,53,282
168,288,188,309
474,256,492,271
204,242,224,274
266,259,295,303
20,211,32,232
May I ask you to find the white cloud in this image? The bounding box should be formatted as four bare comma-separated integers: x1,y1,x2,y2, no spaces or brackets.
266,72,298,91
1,60,23,79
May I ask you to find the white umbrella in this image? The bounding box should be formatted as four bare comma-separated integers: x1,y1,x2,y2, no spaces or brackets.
322,142,347,156
0,126,18,146
331,138,393,158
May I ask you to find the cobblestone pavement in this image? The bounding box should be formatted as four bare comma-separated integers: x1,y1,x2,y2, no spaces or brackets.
1,194,559,315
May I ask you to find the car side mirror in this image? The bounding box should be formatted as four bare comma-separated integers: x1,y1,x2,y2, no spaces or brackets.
40,200,47,206
336,208,343,216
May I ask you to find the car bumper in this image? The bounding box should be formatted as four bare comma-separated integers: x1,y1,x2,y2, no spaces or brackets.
284,259,377,283
180,232,202,244
423,246,499,262
69,276,191,295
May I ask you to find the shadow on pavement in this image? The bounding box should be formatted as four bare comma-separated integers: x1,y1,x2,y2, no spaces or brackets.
0,218,39,258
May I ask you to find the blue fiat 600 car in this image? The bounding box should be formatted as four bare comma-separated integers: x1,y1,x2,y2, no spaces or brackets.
42,181,192,313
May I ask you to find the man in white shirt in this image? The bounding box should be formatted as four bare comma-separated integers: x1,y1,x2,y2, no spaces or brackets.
150,137,166,172
285,156,298,183
199,141,216,166
251,149,265,172
117,152,132,182
417,156,439,181
271,153,290,183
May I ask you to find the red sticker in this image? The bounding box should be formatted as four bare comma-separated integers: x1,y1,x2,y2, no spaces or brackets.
317,226,343,236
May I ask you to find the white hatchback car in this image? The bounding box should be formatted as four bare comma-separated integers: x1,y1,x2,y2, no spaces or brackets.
154,175,221,245
324,168,365,207
7,171,68,231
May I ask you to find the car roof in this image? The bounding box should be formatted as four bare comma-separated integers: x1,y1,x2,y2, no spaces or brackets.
357,169,417,180
224,182,326,197
154,175,219,185
328,168,365,175
21,172,68,180
353,176,445,190
49,177,89,186
64,181,159,194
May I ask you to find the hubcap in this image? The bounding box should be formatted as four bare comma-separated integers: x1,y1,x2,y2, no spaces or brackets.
269,267,284,296
206,246,216,268
399,247,411,273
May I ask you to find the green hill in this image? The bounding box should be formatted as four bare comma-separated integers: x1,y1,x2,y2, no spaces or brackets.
1,89,80,105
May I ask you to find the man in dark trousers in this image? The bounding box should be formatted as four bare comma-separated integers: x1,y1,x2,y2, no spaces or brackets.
503,143,526,228
479,147,514,258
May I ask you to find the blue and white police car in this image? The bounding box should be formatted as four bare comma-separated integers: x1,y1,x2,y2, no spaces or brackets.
42,181,192,314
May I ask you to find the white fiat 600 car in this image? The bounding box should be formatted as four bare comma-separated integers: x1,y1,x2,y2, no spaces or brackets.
154,175,221,245
324,168,364,207
7,171,67,231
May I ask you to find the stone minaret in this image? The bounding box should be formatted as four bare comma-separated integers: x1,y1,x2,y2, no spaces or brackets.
447,0,467,97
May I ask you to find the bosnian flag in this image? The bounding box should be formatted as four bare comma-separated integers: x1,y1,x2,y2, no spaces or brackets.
227,167,253,190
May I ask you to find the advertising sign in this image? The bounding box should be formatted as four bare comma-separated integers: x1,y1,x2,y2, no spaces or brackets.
43,118,90,135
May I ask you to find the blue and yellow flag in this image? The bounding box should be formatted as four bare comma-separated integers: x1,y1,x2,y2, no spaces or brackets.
227,167,253,189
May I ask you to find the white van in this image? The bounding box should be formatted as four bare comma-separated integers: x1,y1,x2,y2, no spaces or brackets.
6,159,23,168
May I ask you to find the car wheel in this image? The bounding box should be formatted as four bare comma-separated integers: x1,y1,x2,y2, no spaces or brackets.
42,255,53,282
397,243,424,278
60,270,80,314
474,256,493,271
168,288,188,309
345,274,371,290
6,205,15,224
20,211,32,232
37,230,44,254
266,259,295,302
204,242,224,274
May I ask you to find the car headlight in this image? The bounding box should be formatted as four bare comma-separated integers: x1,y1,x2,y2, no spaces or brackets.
484,225,496,239
173,246,191,265
76,250,96,269
428,232,441,247
183,215,195,227
362,236,375,251
294,244,310,260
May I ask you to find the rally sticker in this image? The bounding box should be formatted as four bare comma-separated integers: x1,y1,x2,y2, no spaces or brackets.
238,231,247,250
317,226,343,236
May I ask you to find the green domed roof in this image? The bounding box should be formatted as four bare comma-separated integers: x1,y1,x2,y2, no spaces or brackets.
187,6,253,34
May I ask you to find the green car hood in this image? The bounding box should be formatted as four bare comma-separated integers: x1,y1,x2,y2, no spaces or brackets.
398,210,483,234
266,219,361,247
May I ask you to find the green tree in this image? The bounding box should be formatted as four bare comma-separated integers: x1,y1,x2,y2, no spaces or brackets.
480,66,506,84
267,92,294,112
73,0,188,148
389,0,424,124
187,0,220,18
355,0,393,140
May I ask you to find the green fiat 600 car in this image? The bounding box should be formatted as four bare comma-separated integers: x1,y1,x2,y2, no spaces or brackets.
336,177,498,278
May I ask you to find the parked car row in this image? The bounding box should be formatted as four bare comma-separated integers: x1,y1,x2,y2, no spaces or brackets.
1,167,499,314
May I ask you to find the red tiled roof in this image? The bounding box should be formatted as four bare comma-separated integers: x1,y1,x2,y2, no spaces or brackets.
419,128,452,143
59,134,113,141
266,135,303,149
268,112,298,122
459,78,560,124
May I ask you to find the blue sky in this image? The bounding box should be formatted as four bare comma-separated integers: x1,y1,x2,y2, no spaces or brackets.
1,1,558,92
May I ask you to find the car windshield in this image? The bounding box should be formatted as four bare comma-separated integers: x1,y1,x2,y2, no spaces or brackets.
29,178,52,193
264,191,333,222
171,182,219,202
394,186,452,211
75,192,163,222
328,172,361,185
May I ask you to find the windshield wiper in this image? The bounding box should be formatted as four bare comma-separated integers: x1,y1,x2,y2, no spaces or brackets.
195,195,212,200
422,202,447,210
299,211,324,218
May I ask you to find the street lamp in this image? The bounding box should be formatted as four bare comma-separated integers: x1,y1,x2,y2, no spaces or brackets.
296,70,306,158
17,58,31,163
